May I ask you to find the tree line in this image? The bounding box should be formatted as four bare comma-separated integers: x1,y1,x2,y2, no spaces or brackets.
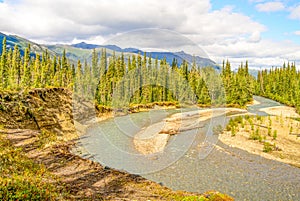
255,62,300,113
75,48,254,108
221,60,254,106
0,37,74,90
1,37,258,109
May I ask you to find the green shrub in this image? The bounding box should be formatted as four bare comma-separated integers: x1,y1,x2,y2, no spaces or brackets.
0,103,5,111
226,118,239,132
231,126,236,137
241,121,245,128
245,115,250,121
226,124,231,131
268,116,272,127
267,127,272,136
273,130,277,140
256,115,262,122
263,142,275,153
226,119,234,131
249,128,261,140
234,116,243,124
258,135,263,142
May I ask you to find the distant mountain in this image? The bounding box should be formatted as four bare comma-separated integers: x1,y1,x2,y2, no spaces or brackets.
70,42,122,52
70,42,219,69
72,42,100,49
144,51,218,69
0,33,219,70
0,32,56,56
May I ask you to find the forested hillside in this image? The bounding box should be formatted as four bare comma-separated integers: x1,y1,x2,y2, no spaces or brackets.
0,38,300,111
0,37,74,90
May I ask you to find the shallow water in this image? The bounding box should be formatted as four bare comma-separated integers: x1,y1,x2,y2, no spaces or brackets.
78,97,300,201
247,95,282,116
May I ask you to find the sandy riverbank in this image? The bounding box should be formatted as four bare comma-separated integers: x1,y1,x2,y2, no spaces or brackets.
260,105,300,118
219,104,300,167
134,108,248,155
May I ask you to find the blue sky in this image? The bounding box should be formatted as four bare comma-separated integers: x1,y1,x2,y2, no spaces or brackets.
0,0,299,68
211,0,300,44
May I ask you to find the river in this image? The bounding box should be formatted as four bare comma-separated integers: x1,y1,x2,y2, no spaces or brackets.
77,96,300,201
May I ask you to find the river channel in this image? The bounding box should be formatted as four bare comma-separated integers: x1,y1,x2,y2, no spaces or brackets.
77,96,299,201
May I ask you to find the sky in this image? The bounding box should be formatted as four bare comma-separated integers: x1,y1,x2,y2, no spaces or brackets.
0,0,299,68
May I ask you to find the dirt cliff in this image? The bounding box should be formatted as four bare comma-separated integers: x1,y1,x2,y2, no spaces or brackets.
0,88,74,133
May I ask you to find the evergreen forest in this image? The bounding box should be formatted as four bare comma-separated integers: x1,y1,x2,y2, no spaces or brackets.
0,37,299,112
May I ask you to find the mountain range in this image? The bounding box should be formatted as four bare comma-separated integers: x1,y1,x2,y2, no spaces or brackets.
0,32,219,70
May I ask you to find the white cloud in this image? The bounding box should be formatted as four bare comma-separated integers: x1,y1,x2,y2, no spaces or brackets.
205,39,300,68
294,31,300,36
0,0,299,68
178,6,266,46
255,1,285,12
248,31,261,43
0,0,208,41
289,5,300,20
0,0,264,44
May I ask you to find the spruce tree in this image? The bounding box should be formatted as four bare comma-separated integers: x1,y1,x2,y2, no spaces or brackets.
0,37,7,89
21,44,31,87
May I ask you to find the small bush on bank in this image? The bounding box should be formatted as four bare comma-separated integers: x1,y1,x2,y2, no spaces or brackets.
263,142,275,153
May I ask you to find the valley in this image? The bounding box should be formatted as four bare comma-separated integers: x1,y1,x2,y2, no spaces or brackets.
0,34,299,201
